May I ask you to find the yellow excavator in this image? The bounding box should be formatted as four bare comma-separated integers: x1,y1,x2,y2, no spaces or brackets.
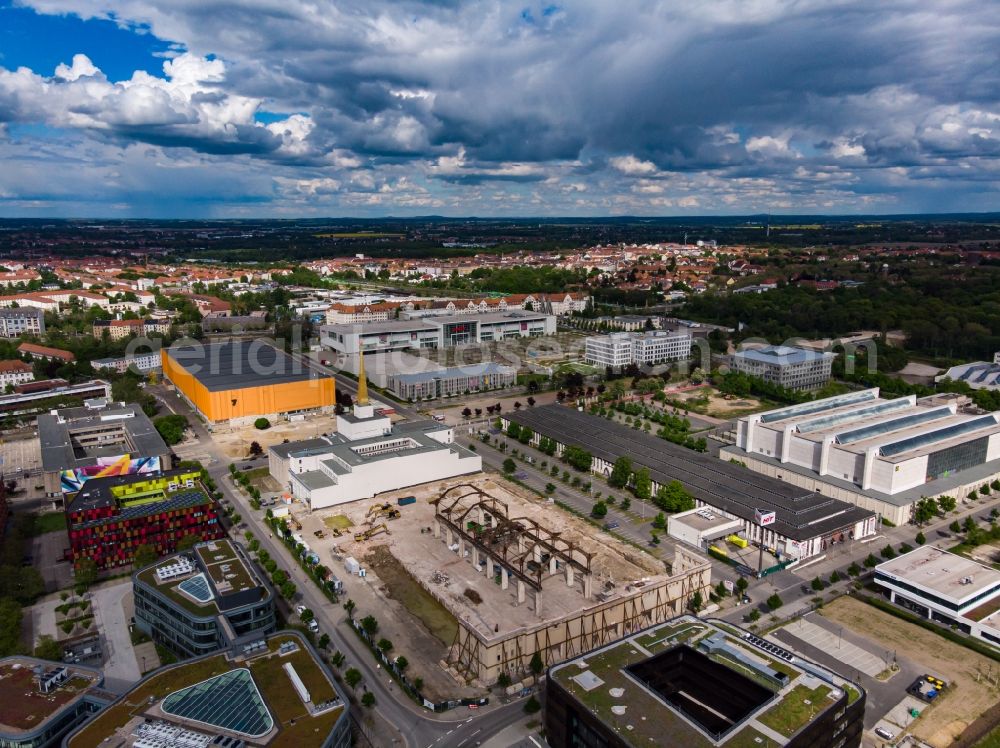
354,523,390,543
366,503,401,522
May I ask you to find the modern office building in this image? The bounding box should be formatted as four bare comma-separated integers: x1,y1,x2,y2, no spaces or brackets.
386,361,517,400
0,306,44,338
65,631,351,748
725,388,1000,525
546,616,865,748
584,330,692,368
505,405,876,561
731,345,834,390
65,468,223,569
320,310,557,356
874,545,1000,648
133,538,276,658
0,657,110,748
162,340,336,425
39,400,172,498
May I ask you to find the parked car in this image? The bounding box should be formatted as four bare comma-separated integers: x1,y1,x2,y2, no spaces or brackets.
603,521,620,531
307,619,320,634
874,727,894,741
295,604,307,616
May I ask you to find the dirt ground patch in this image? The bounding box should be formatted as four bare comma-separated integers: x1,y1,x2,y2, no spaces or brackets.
211,414,339,458
364,545,458,648
821,596,1000,747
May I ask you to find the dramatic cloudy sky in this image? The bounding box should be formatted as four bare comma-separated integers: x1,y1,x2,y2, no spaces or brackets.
0,0,998,217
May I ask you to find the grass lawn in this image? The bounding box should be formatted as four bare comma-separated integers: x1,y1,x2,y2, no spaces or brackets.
33,511,66,535
759,684,832,737
322,515,353,530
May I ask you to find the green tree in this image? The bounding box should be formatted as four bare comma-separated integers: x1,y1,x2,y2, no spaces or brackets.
609,456,632,488
153,414,188,445
502,458,516,474
133,544,158,570
524,696,541,714
654,480,694,513
736,577,749,593
361,615,379,635
344,668,362,690
938,495,957,513
254,417,271,430
530,651,544,675
848,562,861,576
653,512,666,530
950,520,962,533
810,577,824,591
318,634,330,650
344,598,356,616
361,691,376,708
74,558,98,589
395,655,408,671
0,599,23,656
300,609,314,623
766,594,783,611
562,445,593,472
880,544,896,560
280,580,297,599
633,468,652,501
915,531,926,545
863,553,879,568
34,634,62,661
591,501,608,519
377,638,393,653
747,609,761,623
688,591,703,613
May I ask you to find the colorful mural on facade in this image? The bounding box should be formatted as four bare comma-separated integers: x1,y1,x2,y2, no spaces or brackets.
60,455,162,492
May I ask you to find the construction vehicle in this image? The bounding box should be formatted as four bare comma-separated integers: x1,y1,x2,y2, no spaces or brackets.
288,514,303,532
367,503,401,522
354,523,389,542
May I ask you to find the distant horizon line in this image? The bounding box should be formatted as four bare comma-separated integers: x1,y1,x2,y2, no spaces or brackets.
1,211,1000,223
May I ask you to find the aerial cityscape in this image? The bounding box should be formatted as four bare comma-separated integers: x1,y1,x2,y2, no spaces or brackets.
1,2,999,748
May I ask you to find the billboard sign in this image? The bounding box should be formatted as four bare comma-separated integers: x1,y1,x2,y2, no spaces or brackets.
754,509,776,527
61,455,162,493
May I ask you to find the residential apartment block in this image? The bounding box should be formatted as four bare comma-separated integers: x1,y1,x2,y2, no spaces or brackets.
0,307,44,338
0,359,34,389
92,318,170,340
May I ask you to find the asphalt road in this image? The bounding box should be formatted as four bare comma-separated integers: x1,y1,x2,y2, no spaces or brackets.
150,383,530,748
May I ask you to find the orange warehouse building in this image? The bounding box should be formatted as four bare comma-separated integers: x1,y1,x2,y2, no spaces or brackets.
162,340,335,424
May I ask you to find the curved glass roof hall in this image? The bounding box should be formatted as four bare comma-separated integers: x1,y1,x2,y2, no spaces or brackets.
759,390,876,424
796,397,913,434
878,415,1000,458
835,406,954,445
161,668,273,737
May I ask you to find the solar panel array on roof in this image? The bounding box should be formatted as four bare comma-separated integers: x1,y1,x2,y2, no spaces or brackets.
161,668,273,737
878,415,999,457
508,405,873,541
758,390,876,424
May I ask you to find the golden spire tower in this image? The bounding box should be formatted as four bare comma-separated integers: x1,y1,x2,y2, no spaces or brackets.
356,350,370,406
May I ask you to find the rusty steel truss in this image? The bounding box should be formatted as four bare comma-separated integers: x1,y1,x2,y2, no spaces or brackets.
432,483,593,592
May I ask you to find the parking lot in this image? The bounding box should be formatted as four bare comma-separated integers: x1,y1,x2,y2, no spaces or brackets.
0,435,41,477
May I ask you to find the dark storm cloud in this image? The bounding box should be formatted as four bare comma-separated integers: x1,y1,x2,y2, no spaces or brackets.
0,0,999,214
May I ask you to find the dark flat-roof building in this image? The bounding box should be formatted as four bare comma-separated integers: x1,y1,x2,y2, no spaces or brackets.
134,538,276,658
161,340,336,425
546,616,865,748
39,400,172,499
0,656,111,748
504,405,877,562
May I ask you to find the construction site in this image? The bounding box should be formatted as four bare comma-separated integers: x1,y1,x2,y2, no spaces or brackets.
298,475,713,689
